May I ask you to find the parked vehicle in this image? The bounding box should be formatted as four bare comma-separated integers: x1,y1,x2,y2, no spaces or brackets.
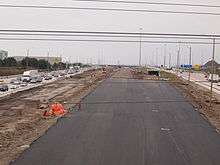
208,74,219,83
0,84,9,92
21,70,38,82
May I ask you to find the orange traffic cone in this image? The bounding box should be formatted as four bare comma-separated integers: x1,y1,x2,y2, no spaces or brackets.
50,102,67,116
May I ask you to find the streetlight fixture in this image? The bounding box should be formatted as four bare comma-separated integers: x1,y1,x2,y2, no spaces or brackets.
139,28,143,66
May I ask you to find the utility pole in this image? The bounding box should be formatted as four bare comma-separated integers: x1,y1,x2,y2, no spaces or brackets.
176,44,180,74
169,53,171,68
139,28,142,66
188,46,192,82
47,51,50,72
163,55,166,68
163,44,167,67
210,38,216,109
156,48,158,67
26,49,29,69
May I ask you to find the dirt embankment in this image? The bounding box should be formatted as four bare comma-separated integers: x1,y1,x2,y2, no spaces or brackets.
0,67,115,165
0,67,26,76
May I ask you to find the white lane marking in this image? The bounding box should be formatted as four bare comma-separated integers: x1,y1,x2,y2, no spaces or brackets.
152,110,159,112
161,128,170,131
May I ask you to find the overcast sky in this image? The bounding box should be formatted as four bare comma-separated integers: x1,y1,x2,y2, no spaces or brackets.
0,0,220,66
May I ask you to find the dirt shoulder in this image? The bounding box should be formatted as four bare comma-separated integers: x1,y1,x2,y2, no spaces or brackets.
0,67,116,165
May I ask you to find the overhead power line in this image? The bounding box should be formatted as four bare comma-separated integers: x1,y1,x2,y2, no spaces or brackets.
1,4,220,16
73,0,220,8
0,37,218,44
0,32,214,40
0,29,219,38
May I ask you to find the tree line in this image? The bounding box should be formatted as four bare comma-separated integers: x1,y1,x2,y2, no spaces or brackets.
0,57,87,70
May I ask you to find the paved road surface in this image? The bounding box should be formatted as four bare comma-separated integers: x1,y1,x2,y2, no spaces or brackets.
12,76,220,165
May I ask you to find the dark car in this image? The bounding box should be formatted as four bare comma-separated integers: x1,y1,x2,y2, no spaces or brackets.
0,84,9,92
44,75,52,80
30,78,37,83
36,76,43,82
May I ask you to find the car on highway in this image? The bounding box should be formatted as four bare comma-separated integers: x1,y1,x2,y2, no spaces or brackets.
10,84,19,89
13,80,21,85
10,79,16,84
44,75,53,80
20,82,28,87
36,76,43,82
30,78,37,83
0,84,9,92
10,79,21,85
21,70,39,82
0,78,4,83
52,72,59,77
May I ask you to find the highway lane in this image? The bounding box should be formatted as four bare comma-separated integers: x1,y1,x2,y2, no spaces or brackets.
12,77,220,165
0,67,92,98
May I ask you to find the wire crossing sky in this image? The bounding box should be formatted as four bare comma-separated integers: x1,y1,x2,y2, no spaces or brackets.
0,4,220,16
73,0,220,8
0,0,220,65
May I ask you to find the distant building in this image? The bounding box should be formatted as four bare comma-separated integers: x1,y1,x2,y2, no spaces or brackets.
0,50,8,60
203,60,220,74
13,56,62,65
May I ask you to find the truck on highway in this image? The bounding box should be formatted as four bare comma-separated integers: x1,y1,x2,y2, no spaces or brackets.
208,74,219,83
21,70,39,82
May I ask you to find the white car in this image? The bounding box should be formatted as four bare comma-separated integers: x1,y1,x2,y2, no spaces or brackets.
10,84,19,89
20,82,28,87
208,74,219,83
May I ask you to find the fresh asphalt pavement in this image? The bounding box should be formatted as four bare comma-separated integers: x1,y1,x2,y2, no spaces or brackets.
12,78,220,165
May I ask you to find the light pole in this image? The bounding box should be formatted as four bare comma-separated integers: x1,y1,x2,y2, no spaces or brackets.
176,42,181,75
156,48,158,67
210,38,216,109
163,44,167,68
26,49,29,69
139,28,143,66
188,46,192,82
169,53,171,69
